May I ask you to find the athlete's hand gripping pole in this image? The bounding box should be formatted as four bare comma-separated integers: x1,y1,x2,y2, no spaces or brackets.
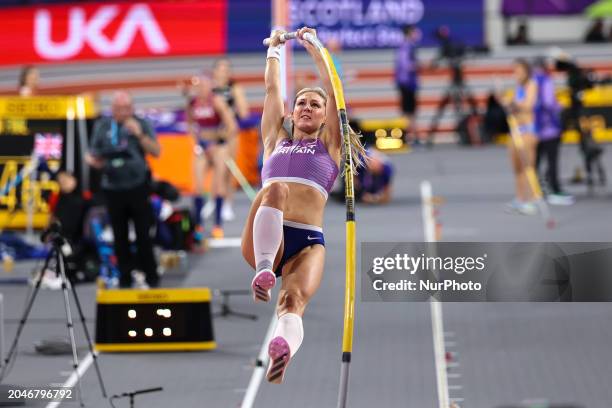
263,32,298,46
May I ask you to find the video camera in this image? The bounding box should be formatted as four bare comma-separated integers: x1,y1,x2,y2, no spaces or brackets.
41,221,72,256
433,26,489,86
554,58,612,95
433,27,489,62
40,220,63,245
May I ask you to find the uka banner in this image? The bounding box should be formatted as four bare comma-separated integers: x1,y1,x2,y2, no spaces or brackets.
0,1,226,65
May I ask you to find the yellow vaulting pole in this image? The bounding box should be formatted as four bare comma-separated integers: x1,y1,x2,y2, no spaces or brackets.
301,32,356,408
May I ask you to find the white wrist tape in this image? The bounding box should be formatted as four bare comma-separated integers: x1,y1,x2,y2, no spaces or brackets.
267,45,282,60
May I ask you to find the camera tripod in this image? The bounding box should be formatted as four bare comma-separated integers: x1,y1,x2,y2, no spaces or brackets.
110,386,163,408
0,223,107,407
428,62,479,146
213,289,258,320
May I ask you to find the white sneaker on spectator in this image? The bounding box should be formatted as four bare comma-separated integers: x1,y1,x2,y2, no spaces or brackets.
38,269,63,290
518,202,538,215
131,270,149,289
222,202,235,221
547,193,575,206
202,200,215,220
504,199,523,214
505,199,537,216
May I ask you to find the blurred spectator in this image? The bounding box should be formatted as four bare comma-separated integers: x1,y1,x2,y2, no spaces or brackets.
532,57,574,205
508,21,530,45
86,91,161,288
552,48,608,188
18,66,39,96
52,171,86,245
502,58,539,215
483,92,509,142
356,149,394,205
187,75,237,240
585,19,606,43
49,171,93,284
395,25,421,144
212,58,250,121
211,58,250,222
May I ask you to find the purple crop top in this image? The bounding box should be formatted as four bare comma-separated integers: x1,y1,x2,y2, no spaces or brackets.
261,138,339,199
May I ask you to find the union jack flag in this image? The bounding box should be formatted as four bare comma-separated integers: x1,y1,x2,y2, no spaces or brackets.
34,133,63,159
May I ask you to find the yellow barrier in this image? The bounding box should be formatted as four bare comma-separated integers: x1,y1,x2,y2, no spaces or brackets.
0,96,97,119
557,85,612,108
95,287,216,352
0,95,96,229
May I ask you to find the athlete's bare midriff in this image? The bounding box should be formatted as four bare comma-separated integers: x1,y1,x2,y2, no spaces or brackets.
198,129,223,141
270,180,326,227
515,111,534,128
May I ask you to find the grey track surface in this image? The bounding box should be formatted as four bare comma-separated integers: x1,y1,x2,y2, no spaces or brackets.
1,144,611,408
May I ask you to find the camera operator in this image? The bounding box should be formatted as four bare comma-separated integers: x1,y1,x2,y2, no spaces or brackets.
86,91,161,288
395,25,421,145
532,57,574,205
428,26,480,147
553,49,609,187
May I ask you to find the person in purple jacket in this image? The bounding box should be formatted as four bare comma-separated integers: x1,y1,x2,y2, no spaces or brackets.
241,27,365,384
533,57,574,205
395,24,421,144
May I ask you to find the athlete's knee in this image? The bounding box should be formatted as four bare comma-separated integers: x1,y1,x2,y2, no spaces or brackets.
241,245,255,269
278,288,307,313
262,182,289,206
241,238,249,260
240,230,254,267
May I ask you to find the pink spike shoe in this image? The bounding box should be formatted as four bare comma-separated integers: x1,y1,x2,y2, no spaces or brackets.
266,336,291,384
251,269,276,302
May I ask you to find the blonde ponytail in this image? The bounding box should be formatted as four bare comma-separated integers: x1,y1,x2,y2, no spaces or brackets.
344,124,367,177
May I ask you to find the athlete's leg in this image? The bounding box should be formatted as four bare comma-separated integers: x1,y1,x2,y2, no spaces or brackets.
267,245,325,383
241,189,283,269
223,132,239,221
241,182,289,301
193,146,209,229
508,139,525,201
508,132,538,208
521,133,538,201
210,143,229,236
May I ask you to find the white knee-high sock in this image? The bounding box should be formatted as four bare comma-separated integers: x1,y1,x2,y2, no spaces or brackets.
253,206,283,273
273,313,304,357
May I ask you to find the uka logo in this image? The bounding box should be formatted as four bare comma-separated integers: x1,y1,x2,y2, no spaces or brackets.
34,3,170,60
